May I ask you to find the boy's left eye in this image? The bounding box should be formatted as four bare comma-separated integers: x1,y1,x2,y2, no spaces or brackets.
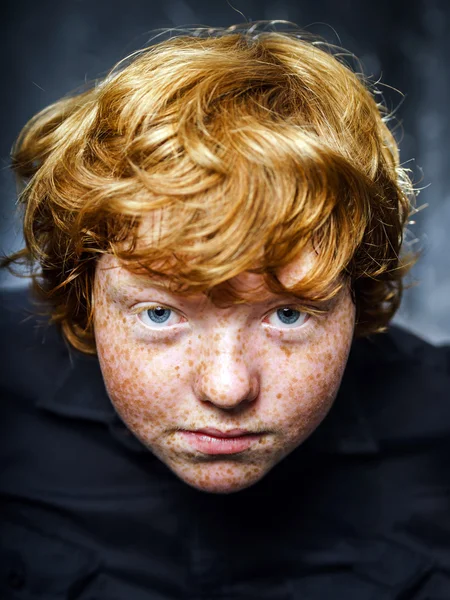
265,307,309,329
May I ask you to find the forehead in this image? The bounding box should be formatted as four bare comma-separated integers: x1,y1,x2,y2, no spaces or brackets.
135,210,316,273
97,245,318,297
99,212,322,302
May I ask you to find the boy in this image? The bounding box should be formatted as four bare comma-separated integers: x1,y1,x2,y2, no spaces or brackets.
1,21,449,599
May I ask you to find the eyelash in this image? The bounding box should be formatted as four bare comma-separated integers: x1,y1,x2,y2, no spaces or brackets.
132,303,326,332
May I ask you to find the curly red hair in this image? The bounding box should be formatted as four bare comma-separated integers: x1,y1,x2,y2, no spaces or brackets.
1,22,419,354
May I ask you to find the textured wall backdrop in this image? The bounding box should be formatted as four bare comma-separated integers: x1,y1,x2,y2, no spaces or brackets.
1,0,449,343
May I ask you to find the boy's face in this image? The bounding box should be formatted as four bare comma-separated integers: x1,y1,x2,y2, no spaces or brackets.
93,245,356,494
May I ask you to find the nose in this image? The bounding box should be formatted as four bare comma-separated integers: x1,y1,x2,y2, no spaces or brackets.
193,329,259,410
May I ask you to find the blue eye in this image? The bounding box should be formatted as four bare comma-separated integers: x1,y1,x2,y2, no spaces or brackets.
138,305,185,329
147,307,172,323
276,307,301,324
266,306,308,329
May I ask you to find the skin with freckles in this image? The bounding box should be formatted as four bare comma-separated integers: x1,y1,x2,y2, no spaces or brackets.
93,245,356,494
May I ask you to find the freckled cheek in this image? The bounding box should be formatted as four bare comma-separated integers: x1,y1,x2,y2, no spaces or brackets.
266,350,340,408
95,317,192,423
292,351,347,401
264,331,352,438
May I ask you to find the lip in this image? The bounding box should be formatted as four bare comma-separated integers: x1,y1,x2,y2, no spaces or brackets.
179,430,263,455
190,428,256,438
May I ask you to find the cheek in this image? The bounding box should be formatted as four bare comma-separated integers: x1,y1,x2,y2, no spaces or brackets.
94,306,191,426
262,346,344,441
266,298,355,437
94,318,141,412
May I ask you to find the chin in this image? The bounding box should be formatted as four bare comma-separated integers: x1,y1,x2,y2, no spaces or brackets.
172,464,270,495
183,478,262,495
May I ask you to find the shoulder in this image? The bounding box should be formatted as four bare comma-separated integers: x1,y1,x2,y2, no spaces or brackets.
353,324,449,370
0,283,69,400
0,282,57,342
350,324,450,450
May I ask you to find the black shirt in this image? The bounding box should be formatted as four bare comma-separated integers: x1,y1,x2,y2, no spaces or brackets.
1,284,450,599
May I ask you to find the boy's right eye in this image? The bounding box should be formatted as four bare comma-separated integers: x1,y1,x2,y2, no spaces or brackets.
138,305,186,329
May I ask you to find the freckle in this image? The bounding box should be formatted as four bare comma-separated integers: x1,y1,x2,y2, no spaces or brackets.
280,346,292,358
188,360,193,366
276,393,282,399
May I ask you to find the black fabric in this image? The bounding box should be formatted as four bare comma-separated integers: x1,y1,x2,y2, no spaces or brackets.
1,284,450,599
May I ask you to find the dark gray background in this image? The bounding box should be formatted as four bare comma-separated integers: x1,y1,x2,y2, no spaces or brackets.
1,0,449,343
